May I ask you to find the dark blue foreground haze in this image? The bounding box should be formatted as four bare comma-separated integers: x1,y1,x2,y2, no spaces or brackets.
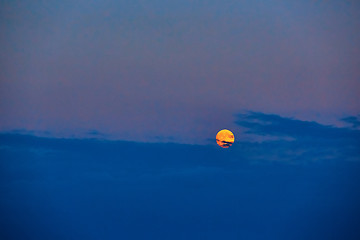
1,113,360,240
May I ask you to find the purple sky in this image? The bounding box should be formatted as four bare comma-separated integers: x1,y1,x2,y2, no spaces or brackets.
1,0,359,143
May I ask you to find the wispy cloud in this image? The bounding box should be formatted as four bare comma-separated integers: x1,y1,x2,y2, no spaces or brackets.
234,112,360,162
341,116,360,129
236,112,360,140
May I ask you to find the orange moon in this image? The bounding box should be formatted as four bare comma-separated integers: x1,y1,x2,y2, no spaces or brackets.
216,129,235,148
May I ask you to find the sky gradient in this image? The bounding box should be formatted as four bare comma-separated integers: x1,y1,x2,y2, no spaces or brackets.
1,1,360,239
1,0,360,143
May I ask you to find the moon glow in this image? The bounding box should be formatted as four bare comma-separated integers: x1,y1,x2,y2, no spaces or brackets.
216,129,235,148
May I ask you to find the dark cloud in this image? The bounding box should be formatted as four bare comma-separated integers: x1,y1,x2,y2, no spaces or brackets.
342,116,360,129
1,129,360,240
236,111,360,141
233,112,360,162
1,120,360,239
221,141,233,147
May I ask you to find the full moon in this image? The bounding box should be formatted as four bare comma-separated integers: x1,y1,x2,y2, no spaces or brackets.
216,129,235,148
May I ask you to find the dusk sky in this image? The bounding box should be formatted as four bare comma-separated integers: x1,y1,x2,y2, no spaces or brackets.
1,0,359,143
1,0,360,239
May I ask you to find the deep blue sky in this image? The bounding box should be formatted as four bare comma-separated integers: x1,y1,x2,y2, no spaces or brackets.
1,0,360,239
1,113,360,239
